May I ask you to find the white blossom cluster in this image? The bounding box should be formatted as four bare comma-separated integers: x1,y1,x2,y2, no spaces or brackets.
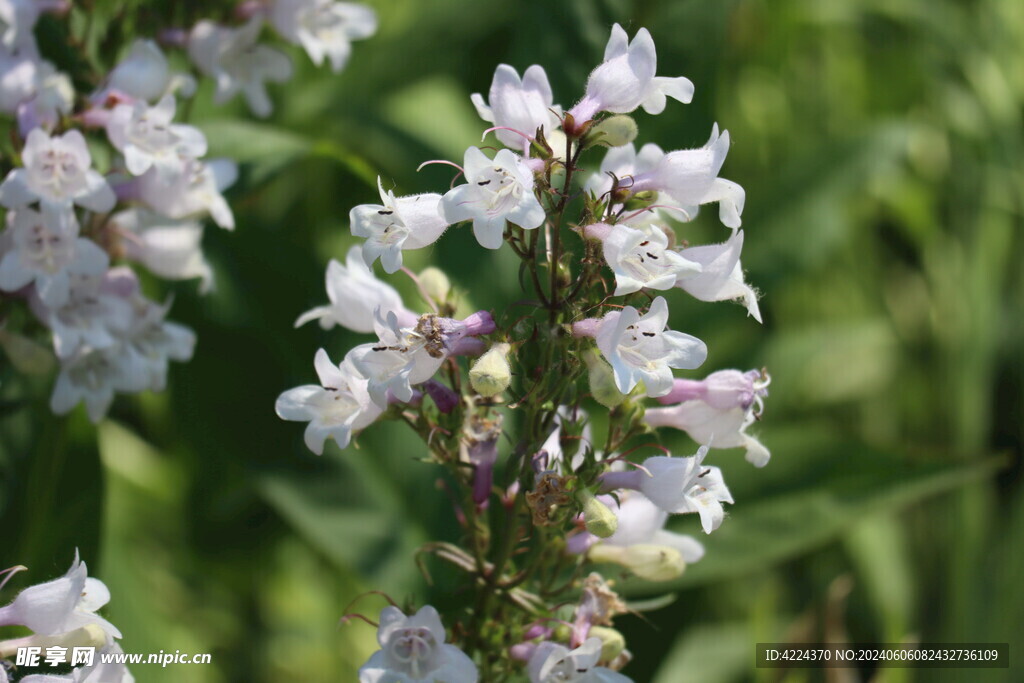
0,553,132,682
0,0,376,422
278,21,772,682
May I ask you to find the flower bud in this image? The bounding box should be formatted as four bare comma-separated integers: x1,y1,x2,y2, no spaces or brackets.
590,115,638,148
418,266,451,303
587,626,626,662
470,342,512,397
588,543,686,582
0,328,56,375
583,349,623,408
578,489,617,538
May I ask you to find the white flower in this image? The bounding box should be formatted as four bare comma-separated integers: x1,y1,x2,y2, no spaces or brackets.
527,638,630,683
0,53,73,134
348,311,447,406
110,209,213,293
295,244,412,332
33,270,133,360
0,551,121,639
441,147,544,249
584,142,697,221
138,158,237,229
358,605,477,683
630,124,745,228
349,178,449,274
105,39,196,102
49,348,130,422
601,491,705,561
270,0,377,72
645,394,771,467
275,348,382,454
567,23,694,124
0,129,115,215
70,642,135,683
590,296,706,397
676,229,761,321
0,49,36,109
0,208,108,308
0,0,55,54
636,447,733,534
592,223,699,295
117,295,196,393
106,94,207,181
188,18,293,117
471,64,561,152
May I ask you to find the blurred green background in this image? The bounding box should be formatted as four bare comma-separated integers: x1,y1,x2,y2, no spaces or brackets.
1,0,1021,680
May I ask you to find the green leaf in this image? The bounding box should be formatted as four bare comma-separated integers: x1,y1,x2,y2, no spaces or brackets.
200,120,378,188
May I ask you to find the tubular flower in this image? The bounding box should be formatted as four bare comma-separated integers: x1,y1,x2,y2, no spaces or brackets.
271,0,377,72
349,178,449,274
275,348,382,454
574,296,706,398
471,64,561,152
358,605,478,683
629,124,745,228
0,129,115,216
566,23,693,125
441,147,544,250
645,369,771,466
295,244,413,332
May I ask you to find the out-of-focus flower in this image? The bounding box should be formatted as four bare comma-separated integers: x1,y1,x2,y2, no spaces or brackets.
358,605,478,683
295,244,412,332
106,94,207,181
270,0,377,72
137,158,237,229
104,39,196,102
0,208,108,307
0,129,115,215
350,178,449,274
567,23,693,125
110,209,213,293
275,348,382,454
441,147,544,250
471,64,561,152
188,18,292,117
0,0,65,54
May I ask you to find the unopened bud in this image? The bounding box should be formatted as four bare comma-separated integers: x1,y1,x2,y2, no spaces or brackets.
588,543,685,582
579,489,617,538
587,626,626,662
418,267,451,303
583,349,623,408
590,115,638,148
0,328,56,375
469,342,512,397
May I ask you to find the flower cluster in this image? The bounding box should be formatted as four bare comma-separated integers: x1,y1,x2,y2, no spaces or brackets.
0,553,131,682
0,0,376,422
278,22,769,682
